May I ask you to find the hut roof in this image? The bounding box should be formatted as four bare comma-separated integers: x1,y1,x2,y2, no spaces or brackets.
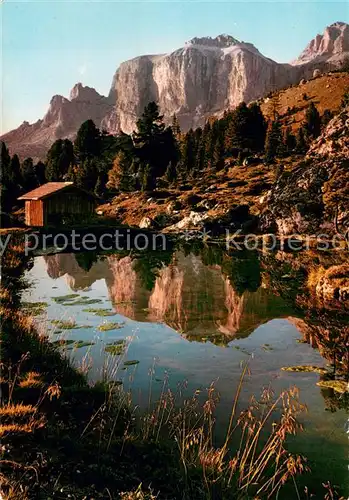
18,182,75,200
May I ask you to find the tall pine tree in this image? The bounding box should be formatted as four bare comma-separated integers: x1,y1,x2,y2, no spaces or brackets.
264,120,283,163
303,102,321,141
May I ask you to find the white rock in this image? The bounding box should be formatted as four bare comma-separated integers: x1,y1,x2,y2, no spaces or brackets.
139,217,153,229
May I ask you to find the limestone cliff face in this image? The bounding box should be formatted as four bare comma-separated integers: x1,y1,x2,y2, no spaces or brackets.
293,22,349,67
103,36,298,134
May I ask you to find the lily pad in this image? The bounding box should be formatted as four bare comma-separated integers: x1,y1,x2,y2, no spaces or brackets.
83,308,117,317
316,380,348,394
63,298,103,306
281,365,327,375
261,344,273,351
105,342,126,355
52,339,75,347
52,294,80,303
98,322,125,332
74,341,95,349
51,320,92,330
22,301,48,316
123,360,139,367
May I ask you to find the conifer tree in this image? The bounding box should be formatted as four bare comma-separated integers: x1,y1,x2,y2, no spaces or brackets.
284,127,296,154
133,102,177,180
264,120,283,163
21,158,38,191
341,88,349,108
303,102,321,141
94,176,104,198
321,109,333,129
34,161,46,185
107,151,133,192
74,120,101,160
165,161,177,185
248,102,267,152
0,142,11,185
142,163,155,192
295,127,307,154
171,114,181,140
45,139,74,181
181,129,196,174
203,121,212,169
9,154,22,187
213,128,225,170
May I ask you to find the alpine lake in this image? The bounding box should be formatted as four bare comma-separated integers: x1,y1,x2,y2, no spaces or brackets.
23,240,349,497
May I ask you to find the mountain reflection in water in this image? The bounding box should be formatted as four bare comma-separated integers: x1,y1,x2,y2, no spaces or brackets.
25,244,349,496
44,249,292,342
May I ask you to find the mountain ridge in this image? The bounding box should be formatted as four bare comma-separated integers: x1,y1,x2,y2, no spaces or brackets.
2,22,349,160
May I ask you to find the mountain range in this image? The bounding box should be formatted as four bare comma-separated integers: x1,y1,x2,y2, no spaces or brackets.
2,21,349,160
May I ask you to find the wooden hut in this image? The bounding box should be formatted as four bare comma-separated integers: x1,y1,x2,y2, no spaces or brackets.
18,182,95,227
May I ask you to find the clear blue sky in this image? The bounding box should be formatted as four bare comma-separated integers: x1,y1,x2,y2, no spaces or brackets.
1,1,348,133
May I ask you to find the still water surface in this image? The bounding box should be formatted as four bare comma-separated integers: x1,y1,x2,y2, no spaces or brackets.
25,248,348,496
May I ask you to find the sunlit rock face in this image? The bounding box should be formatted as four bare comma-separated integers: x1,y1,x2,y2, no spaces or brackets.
293,22,349,67
1,84,113,161
106,255,151,320
307,105,349,160
44,253,111,290
104,35,298,134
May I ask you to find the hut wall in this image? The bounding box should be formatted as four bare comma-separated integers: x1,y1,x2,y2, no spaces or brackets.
25,200,44,226
44,189,95,224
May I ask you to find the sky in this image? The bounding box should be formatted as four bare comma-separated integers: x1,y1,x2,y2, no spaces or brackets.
1,0,348,134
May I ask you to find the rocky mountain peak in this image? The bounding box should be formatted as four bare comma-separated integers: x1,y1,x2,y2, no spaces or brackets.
185,34,240,48
293,22,349,65
69,82,104,102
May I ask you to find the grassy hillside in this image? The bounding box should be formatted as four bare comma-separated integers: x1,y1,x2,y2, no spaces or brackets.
261,72,349,131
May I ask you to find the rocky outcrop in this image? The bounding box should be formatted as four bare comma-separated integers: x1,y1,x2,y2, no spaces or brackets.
307,105,349,159
261,106,349,235
293,22,349,67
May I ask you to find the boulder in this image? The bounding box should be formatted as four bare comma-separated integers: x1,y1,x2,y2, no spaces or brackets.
139,217,153,229
165,211,210,231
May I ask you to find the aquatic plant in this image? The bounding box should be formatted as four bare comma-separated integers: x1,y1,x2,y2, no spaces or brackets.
52,339,75,347
22,301,48,316
52,294,80,303
73,341,95,349
51,320,92,330
281,365,327,375
63,298,103,306
123,360,139,366
98,322,125,331
83,308,117,316
316,379,348,394
105,342,126,355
